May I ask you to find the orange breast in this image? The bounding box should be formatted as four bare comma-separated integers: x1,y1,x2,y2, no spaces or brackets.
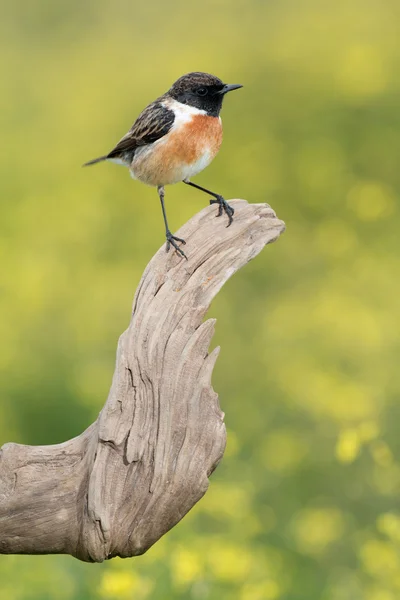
167,114,223,163
130,115,223,186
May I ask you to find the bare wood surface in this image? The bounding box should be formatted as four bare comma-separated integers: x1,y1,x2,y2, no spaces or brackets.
0,200,285,562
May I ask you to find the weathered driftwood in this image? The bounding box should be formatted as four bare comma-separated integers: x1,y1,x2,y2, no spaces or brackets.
0,200,285,562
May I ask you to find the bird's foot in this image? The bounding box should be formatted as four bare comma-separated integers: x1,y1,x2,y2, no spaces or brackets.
209,196,234,226
166,231,187,259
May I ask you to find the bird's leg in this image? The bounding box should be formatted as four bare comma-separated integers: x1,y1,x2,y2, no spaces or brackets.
183,180,234,227
157,186,187,259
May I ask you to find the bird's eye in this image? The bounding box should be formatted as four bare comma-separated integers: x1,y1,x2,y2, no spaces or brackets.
196,87,208,97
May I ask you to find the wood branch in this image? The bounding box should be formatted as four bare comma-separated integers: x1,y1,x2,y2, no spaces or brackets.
0,200,285,562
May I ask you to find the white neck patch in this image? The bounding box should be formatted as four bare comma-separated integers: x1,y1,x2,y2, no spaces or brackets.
162,98,207,126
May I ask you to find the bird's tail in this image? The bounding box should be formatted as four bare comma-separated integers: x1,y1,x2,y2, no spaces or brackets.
82,155,108,167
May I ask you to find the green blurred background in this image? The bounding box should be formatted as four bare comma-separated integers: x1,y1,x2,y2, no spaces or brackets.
1,0,400,598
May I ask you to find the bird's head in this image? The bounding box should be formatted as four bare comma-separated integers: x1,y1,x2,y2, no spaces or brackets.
167,72,242,116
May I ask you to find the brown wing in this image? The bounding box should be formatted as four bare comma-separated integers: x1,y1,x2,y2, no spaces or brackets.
106,101,175,161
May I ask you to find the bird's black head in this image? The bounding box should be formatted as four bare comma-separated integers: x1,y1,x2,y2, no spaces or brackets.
168,72,243,117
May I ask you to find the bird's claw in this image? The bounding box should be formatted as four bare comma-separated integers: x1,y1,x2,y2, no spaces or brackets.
210,196,234,226
165,231,187,259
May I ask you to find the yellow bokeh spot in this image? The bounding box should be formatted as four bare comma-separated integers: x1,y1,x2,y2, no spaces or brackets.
291,508,345,555
337,44,387,98
313,291,383,352
276,359,379,424
241,580,281,600
377,513,400,542
335,428,361,464
367,589,396,600
170,547,203,587
99,570,152,599
207,543,252,582
347,181,396,221
359,540,399,577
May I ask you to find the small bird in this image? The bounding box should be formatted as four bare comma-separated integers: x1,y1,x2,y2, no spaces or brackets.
84,72,242,258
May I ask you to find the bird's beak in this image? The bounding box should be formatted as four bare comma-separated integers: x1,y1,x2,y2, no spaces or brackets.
217,83,243,95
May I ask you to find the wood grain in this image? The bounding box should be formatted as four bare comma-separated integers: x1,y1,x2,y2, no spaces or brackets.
0,200,285,562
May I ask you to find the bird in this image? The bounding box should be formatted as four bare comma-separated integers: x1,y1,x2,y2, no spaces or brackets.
83,72,243,259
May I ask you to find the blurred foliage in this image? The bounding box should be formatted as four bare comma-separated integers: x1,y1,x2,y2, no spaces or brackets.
1,0,400,598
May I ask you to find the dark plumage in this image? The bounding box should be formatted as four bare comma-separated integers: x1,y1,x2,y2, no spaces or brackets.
108,103,175,165
168,72,225,115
